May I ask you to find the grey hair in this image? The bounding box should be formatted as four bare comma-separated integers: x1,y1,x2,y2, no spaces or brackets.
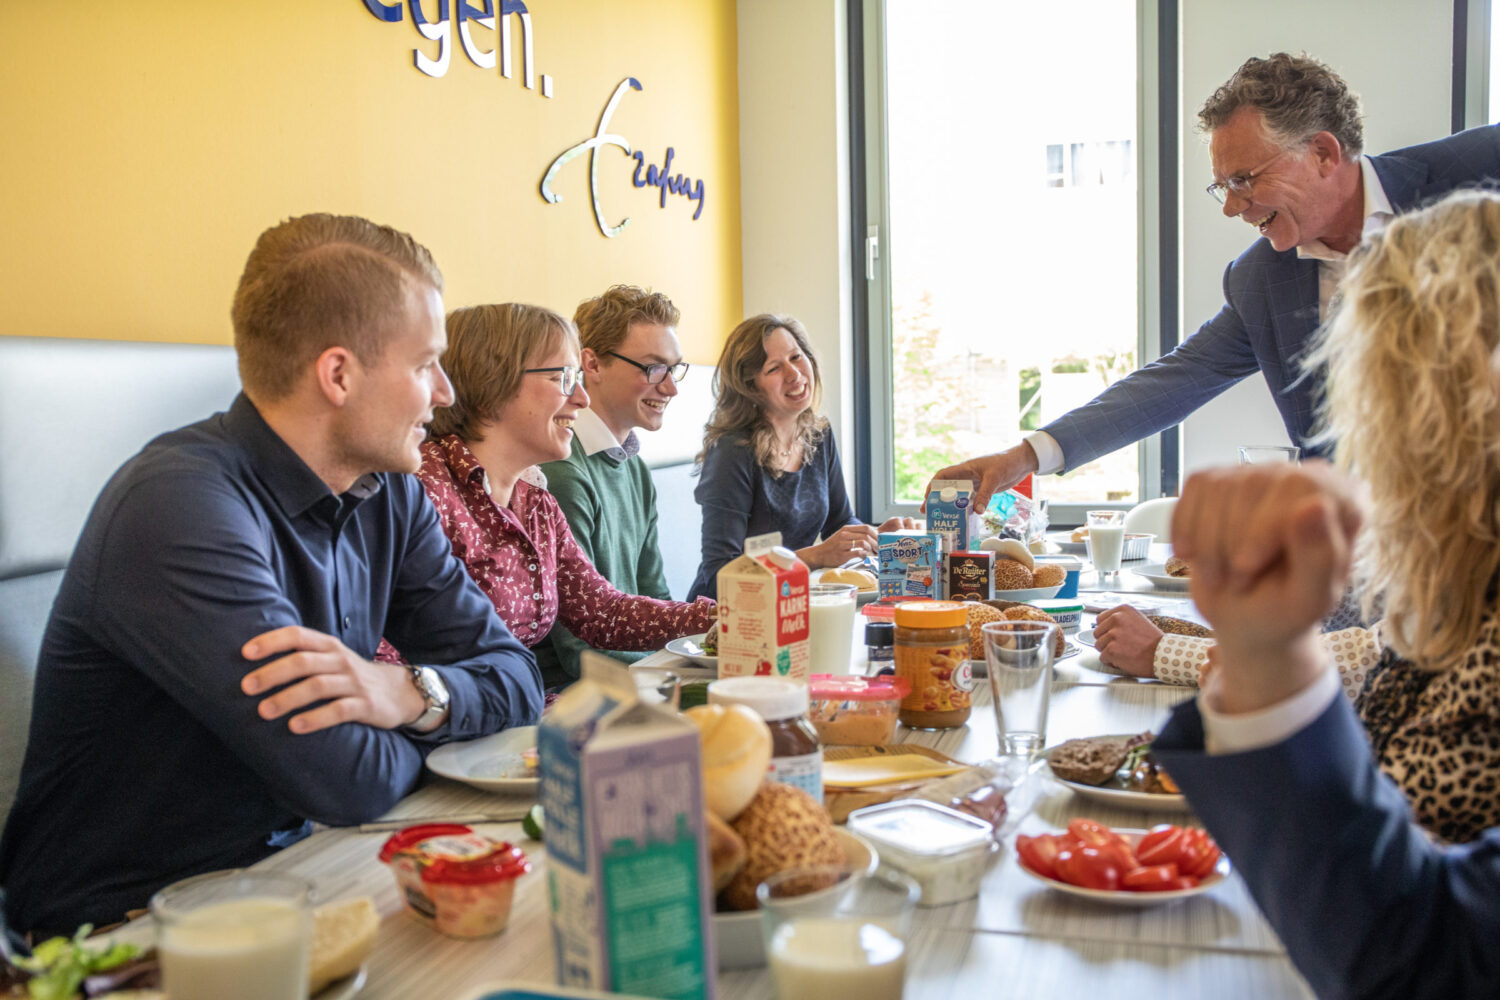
1198,53,1363,157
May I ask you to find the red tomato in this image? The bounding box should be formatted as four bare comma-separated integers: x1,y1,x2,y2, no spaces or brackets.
1054,846,1123,891
1121,864,1180,890
1067,818,1114,847
1016,834,1062,880
1136,825,1189,867
1178,829,1223,878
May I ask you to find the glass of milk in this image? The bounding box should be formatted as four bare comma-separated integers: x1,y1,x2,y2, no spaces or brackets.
151,869,313,1000
758,865,919,1000
809,582,858,674
981,619,1060,760
1085,509,1127,580
1238,444,1301,464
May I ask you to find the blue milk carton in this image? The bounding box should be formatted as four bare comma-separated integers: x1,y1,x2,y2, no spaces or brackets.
878,530,943,599
924,479,974,554
539,654,715,1000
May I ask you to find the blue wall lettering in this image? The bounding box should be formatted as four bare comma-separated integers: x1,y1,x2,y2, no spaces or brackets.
631,148,706,220
364,0,548,92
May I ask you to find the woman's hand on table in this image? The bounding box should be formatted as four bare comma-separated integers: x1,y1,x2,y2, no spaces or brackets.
801,523,879,567
1173,462,1364,713
1093,606,1162,677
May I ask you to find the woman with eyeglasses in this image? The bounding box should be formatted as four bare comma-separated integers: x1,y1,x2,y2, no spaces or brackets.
687,313,914,600
376,303,714,689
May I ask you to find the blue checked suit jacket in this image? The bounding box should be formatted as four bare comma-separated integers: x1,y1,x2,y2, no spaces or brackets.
1042,124,1500,469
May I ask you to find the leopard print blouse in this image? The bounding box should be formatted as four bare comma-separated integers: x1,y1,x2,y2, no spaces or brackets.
1355,612,1500,844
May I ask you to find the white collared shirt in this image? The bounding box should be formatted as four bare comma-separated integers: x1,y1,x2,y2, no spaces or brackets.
571,406,640,461
1025,157,1397,474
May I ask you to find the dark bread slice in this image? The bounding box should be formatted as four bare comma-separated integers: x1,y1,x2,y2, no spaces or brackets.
1048,735,1130,785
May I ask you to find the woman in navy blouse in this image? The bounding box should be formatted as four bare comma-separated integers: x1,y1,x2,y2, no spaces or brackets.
688,314,911,600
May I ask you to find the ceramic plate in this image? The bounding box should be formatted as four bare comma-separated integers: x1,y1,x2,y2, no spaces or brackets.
425,726,539,794
1016,829,1228,905
318,966,368,1000
1045,531,1089,555
810,568,881,605
992,583,1064,602
1075,628,1097,647
1129,563,1191,590
1044,735,1187,811
663,633,718,673
970,638,1080,677
714,828,878,970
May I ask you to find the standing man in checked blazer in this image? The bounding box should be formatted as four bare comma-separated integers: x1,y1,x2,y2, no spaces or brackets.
929,52,1500,511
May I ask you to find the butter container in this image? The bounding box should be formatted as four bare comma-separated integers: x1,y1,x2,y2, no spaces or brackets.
1029,597,1084,634
807,674,910,746
846,800,994,906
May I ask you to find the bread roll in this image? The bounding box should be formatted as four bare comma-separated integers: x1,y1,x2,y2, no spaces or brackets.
723,783,845,911
1032,564,1066,588
821,567,877,592
992,558,1034,591
685,703,773,821
1001,606,1067,657
706,810,748,892
964,602,1007,659
309,897,379,994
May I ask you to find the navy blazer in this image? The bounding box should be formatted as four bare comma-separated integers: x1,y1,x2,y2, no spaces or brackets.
1156,695,1500,1000
1043,125,1500,469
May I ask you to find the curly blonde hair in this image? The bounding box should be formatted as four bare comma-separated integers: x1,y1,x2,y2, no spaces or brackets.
1309,189,1500,668
698,314,827,475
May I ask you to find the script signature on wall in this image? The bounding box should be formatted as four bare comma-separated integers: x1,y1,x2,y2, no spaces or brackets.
540,78,707,239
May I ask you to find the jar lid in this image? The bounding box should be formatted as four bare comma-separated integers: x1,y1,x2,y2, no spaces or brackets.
894,601,968,628
1030,598,1083,614
864,620,895,646
708,676,809,720
381,826,531,885
809,674,910,701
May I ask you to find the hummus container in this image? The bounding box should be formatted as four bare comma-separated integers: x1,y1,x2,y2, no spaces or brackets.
1028,598,1084,634
380,823,530,937
808,674,911,745
846,800,994,906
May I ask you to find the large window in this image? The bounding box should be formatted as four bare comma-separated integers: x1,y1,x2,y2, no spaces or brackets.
861,0,1163,517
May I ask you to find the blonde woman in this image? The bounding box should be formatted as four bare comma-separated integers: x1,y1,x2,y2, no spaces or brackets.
687,315,912,600
1125,190,1500,844
377,303,715,691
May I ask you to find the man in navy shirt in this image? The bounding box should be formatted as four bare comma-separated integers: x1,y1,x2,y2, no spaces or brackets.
0,214,543,936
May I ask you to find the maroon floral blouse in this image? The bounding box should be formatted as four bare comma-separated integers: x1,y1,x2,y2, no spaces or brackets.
379,434,714,659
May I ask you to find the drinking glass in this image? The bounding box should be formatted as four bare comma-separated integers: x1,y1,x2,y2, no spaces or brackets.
981,620,1060,759
809,583,858,674
1238,444,1300,464
758,866,919,1000
1085,509,1126,581
152,869,313,1000
633,667,681,708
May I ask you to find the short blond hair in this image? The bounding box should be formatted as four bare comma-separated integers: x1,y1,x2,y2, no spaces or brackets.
231,213,443,401
574,285,680,358
430,303,579,441
1310,189,1500,668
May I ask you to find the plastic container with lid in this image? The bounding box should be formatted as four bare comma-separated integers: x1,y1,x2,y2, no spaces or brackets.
893,601,973,730
1029,597,1084,634
807,674,911,746
379,824,531,937
708,676,822,802
865,620,895,675
845,800,995,906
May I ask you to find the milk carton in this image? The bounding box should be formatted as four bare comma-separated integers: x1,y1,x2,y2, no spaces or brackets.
714,532,811,682
946,551,994,602
539,654,716,1000
878,530,942,599
925,479,974,554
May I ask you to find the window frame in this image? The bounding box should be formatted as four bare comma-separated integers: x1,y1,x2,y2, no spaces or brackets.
849,0,1178,528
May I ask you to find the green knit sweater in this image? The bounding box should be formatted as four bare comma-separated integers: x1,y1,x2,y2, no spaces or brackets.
537,436,672,688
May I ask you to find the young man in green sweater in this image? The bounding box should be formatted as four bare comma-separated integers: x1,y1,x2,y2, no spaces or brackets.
537,285,691,686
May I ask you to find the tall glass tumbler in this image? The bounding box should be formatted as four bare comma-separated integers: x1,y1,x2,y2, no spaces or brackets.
809,583,858,674
1085,510,1126,582
1238,445,1301,464
981,620,1060,759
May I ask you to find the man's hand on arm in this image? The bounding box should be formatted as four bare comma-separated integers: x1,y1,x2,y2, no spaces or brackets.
241,626,429,733
921,441,1039,513
1172,462,1364,714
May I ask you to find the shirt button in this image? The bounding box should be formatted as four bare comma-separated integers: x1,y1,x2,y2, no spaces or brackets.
533,593,542,600
528,564,537,571
342,615,351,629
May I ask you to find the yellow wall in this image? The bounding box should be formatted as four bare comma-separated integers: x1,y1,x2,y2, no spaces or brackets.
0,1,742,362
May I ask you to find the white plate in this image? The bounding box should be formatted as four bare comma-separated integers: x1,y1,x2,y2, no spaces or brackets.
1044,734,1187,811
810,568,881,605
992,583,1064,602
318,965,368,1000
1075,628,1096,647
664,633,718,669
969,638,1079,677
425,726,539,794
1129,563,1191,590
1016,829,1229,905
715,828,878,970
1046,531,1089,555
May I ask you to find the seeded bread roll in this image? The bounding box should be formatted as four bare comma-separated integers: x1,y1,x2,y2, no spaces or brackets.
993,558,1034,591
1032,564,1066,588
723,783,845,911
1147,615,1213,639
964,602,1008,659
1165,555,1191,577
1001,606,1067,657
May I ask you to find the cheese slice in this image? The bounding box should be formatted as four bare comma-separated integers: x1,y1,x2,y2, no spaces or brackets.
822,754,968,788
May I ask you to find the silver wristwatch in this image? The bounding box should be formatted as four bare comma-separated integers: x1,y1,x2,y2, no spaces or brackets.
403,665,451,734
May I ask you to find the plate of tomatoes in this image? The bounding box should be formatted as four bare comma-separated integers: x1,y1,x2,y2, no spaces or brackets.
1014,819,1229,906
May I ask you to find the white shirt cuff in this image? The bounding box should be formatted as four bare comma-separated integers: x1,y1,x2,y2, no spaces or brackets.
1024,430,1065,475
1200,665,1342,755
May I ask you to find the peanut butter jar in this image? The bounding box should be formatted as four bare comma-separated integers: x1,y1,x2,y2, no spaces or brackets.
893,602,973,730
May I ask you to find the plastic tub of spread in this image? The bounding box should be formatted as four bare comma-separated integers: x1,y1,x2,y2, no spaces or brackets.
379,823,531,937
808,674,910,745
845,800,995,906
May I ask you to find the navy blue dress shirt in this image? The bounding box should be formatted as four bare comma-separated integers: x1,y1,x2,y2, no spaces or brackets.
0,395,541,934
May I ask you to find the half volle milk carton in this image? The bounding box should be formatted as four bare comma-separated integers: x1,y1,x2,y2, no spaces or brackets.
539,654,715,1000
924,479,974,554
715,532,811,682
878,530,943,599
